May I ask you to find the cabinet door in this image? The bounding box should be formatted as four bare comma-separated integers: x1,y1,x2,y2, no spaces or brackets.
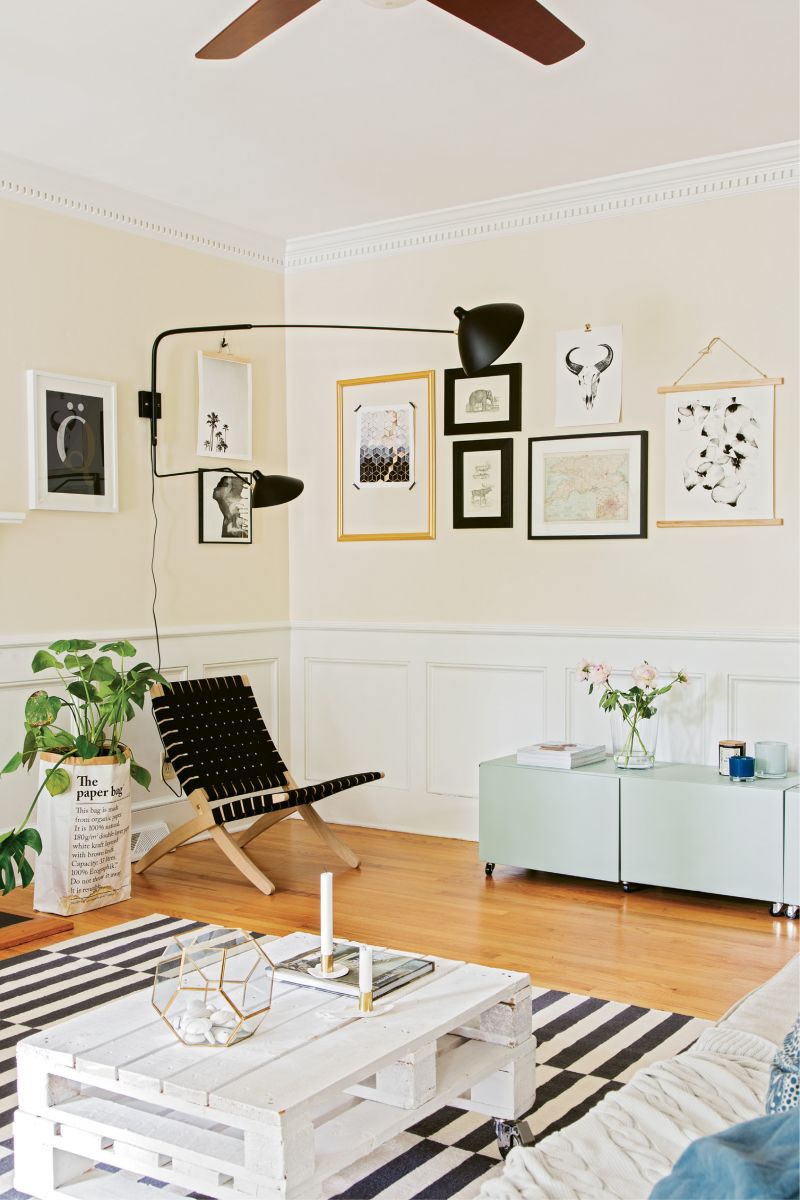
621,780,783,901
479,764,619,881
785,788,800,906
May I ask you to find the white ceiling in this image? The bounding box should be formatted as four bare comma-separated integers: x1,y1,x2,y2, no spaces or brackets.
0,0,797,239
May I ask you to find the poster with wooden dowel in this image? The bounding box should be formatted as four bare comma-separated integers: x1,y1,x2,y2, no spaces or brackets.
657,338,783,528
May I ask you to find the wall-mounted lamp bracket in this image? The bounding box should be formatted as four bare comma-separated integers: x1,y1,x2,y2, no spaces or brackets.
138,390,162,420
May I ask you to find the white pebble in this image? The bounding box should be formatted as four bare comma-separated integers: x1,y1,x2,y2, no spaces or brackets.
183,1032,205,1044
213,1029,229,1044
211,1011,236,1027
184,1017,212,1036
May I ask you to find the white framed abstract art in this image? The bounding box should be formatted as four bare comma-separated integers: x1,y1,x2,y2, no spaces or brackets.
658,380,782,527
27,370,118,513
555,324,622,427
197,351,252,461
337,371,435,541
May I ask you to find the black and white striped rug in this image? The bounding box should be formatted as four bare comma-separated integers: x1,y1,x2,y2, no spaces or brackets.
0,914,709,1200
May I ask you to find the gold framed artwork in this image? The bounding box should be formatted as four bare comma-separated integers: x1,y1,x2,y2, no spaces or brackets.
337,370,435,541
656,377,784,528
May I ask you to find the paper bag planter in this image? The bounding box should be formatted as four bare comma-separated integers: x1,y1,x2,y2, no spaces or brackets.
153,927,275,1047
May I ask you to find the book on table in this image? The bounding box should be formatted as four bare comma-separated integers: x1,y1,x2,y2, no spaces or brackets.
516,742,607,768
276,942,435,996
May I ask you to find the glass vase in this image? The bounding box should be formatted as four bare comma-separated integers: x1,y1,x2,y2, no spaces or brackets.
610,705,660,769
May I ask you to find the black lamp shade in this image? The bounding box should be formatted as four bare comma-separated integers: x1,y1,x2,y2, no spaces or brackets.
251,471,304,508
454,303,525,376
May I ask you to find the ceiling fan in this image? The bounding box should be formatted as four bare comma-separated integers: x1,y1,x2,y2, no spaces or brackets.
196,0,584,66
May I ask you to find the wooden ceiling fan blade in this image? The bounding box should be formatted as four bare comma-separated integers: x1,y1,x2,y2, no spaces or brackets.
429,0,584,65
196,0,322,59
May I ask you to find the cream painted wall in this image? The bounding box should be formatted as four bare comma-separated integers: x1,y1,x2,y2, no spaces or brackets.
0,199,289,636
285,189,799,631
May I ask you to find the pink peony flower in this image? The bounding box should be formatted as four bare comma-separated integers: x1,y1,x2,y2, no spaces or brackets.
588,663,611,685
632,662,658,688
576,659,592,681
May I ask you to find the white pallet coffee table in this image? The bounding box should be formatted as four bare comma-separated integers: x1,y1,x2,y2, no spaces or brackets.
14,931,535,1200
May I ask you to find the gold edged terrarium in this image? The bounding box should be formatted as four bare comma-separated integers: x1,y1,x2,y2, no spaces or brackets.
152,926,275,1047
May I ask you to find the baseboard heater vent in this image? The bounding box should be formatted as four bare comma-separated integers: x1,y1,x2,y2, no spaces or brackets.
131,821,170,862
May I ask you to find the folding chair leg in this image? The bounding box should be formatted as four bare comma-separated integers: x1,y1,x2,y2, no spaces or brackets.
133,813,213,875
299,804,360,869
210,826,277,895
236,805,299,850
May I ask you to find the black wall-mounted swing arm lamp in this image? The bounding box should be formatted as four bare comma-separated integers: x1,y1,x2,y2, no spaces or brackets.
140,303,524,508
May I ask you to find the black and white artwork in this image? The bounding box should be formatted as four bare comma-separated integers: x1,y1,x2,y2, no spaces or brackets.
452,438,513,529
355,404,415,488
444,364,521,435
27,371,118,512
663,385,775,521
555,325,622,427
197,352,252,461
198,469,253,543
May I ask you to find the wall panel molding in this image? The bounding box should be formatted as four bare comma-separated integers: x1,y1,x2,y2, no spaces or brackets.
304,657,411,789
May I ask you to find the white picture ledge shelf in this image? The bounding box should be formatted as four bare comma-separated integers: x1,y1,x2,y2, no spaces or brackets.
0,512,25,524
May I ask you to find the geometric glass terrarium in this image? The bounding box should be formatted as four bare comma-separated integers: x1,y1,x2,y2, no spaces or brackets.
152,927,275,1047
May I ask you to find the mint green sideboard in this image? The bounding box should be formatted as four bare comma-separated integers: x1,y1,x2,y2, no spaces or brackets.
479,756,799,908
479,756,620,882
620,765,786,902
785,786,799,909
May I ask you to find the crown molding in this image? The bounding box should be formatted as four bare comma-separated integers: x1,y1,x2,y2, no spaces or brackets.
0,152,286,272
285,142,800,271
1,143,796,276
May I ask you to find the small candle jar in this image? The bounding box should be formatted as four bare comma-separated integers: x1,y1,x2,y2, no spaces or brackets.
729,754,755,782
754,741,788,779
719,740,746,777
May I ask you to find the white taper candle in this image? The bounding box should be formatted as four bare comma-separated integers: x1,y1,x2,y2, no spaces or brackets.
320,871,333,963
359,944,373,994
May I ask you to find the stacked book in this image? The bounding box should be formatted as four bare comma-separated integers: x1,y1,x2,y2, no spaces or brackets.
516,742,607,769
276,943,434,997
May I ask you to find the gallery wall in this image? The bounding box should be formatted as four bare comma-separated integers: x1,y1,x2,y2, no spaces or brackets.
284,187,800,836
0,198,290,636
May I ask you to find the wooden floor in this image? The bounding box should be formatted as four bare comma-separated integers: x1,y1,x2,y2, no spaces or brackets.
1,821,796,1019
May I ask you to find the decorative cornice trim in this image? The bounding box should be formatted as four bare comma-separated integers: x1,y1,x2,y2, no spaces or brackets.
0,152,286,272
289,618,800,645
285,142,800,271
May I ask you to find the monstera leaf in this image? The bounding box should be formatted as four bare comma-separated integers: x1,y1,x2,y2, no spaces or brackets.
24,691,61,728
0,827,42,894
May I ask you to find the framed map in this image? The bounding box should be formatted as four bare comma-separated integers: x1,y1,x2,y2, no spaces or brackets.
528,431,647,539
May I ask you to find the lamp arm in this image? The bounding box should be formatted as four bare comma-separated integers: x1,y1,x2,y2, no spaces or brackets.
148,321,456,460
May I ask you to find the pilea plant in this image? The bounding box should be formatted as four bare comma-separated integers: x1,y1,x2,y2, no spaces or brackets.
0,639,168,893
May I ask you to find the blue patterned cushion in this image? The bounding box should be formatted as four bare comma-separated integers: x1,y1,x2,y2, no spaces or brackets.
766,1015,800,1114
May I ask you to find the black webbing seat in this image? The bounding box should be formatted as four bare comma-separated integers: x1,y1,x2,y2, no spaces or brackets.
134,675,383,895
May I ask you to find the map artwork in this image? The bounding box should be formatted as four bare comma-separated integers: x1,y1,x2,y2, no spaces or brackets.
543,450,630,523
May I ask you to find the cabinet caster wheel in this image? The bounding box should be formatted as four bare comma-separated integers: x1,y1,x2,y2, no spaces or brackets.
770,902,786,917
622,882,642,893
485,862,495,877
495,1118,532,1159
786,905,799,920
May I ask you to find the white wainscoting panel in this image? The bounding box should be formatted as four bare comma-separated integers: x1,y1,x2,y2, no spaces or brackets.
428,664,545,798
566,668,708,765
728,675,800,771
290,622,800,840
304,658,409,787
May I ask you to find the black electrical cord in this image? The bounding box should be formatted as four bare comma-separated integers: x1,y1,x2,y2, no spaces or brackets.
149,440,181,799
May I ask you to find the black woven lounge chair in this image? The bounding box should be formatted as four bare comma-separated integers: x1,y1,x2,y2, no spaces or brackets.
134,675,383,895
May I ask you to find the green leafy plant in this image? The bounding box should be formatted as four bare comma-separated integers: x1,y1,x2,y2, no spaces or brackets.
0,639,168,894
